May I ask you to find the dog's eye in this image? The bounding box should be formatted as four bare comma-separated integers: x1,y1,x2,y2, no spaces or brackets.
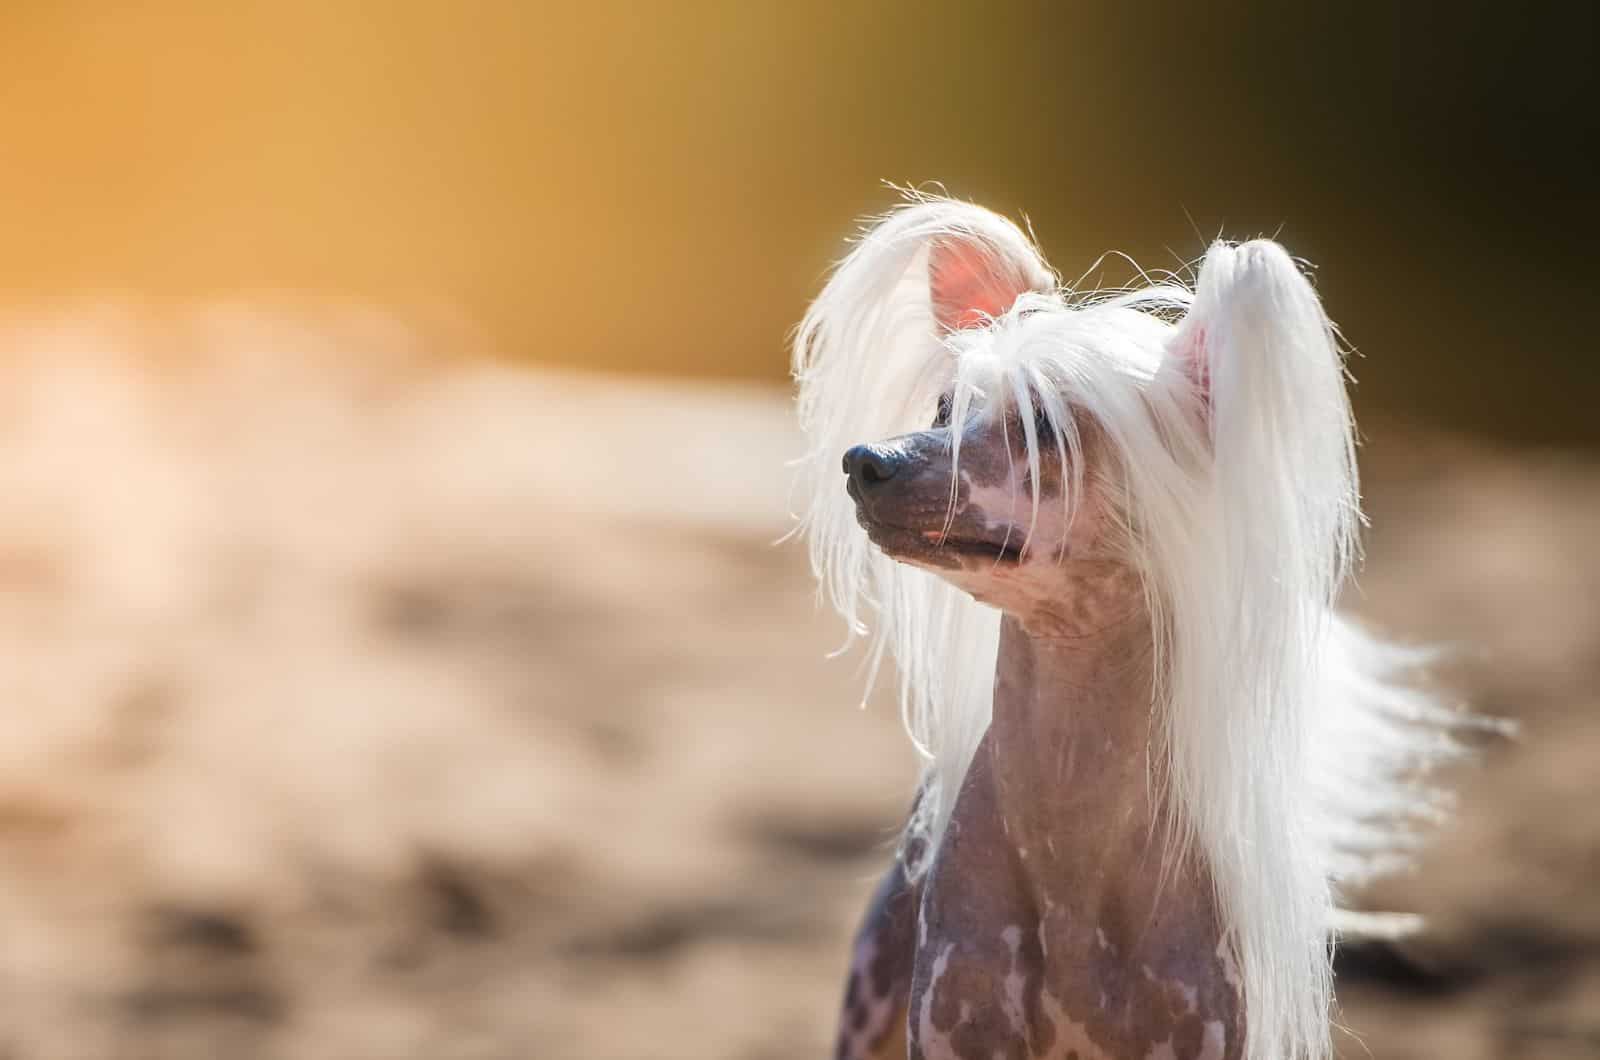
1033,401,1053,433
1029,397,1069,444
932,392,954,429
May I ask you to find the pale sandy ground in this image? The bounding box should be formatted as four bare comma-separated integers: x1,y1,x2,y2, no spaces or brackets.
0,310,1595,1059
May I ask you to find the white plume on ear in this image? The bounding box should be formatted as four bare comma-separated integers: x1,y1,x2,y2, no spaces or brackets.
1147,241,1488,1060
1145,240,1359,1060
790,192,1055,851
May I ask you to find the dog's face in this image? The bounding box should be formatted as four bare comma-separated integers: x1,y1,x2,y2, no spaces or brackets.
813,230,1154,637
843,388,1135,635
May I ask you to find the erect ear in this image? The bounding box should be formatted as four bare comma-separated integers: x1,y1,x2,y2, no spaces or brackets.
792,198,1057,533
1164,239,1335,413
928,236,1045,332
1159,236,1359,577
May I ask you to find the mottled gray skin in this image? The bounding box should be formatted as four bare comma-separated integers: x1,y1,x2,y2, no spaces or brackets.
836,401,1243,1060
835,843,921,1060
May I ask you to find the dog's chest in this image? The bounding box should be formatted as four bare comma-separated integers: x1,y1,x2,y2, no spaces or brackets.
908,741,1242,1060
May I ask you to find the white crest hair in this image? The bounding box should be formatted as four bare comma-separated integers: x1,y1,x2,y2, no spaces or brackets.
793,193,1487,1060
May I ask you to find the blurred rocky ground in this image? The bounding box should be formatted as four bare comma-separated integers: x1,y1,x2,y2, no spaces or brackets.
0,311,1595,1059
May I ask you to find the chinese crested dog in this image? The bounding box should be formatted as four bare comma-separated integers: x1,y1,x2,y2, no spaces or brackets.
792,195,1485,1060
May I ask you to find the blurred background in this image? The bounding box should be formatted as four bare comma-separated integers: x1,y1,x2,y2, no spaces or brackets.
0,3,1595,1058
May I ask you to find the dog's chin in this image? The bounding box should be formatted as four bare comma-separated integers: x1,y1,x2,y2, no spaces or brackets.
856,509,1024,569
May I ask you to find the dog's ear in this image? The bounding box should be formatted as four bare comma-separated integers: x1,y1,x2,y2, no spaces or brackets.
793,198,1057,449
928,237,1043,332
792,197,1057,693
1162,237,1359,583
1164,240,1339,416
792,198,1054,863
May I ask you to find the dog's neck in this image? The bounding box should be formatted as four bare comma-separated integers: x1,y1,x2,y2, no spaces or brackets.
988,594,1166,878
976,581,1244,1057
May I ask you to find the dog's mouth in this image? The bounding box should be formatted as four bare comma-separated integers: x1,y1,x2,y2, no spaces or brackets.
856,511,1024,566
846,472,1026,566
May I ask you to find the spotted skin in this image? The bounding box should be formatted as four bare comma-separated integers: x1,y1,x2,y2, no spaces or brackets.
908,616,1244,1060
835,854,921,1060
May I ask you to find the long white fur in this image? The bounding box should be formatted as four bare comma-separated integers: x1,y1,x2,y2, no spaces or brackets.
793,193,1484,1060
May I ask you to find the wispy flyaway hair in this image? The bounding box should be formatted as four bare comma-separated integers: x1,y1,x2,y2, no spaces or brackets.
792,193,1487,1060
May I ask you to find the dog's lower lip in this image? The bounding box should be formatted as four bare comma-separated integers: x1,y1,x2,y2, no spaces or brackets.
929,533,1024,561
859,514,1022,562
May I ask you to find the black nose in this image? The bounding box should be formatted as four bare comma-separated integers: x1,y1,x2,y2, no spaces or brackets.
842,444,901,491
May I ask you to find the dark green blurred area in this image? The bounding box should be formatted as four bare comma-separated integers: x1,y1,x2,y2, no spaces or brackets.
1,1,1594,443
764,2,1600,447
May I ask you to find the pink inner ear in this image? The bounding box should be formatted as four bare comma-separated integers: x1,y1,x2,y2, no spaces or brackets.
1172,324,1212,404
929,240,1028,332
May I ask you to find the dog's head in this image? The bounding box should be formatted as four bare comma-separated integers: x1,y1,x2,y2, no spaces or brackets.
795,194,1355,646
822,224,1167,633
